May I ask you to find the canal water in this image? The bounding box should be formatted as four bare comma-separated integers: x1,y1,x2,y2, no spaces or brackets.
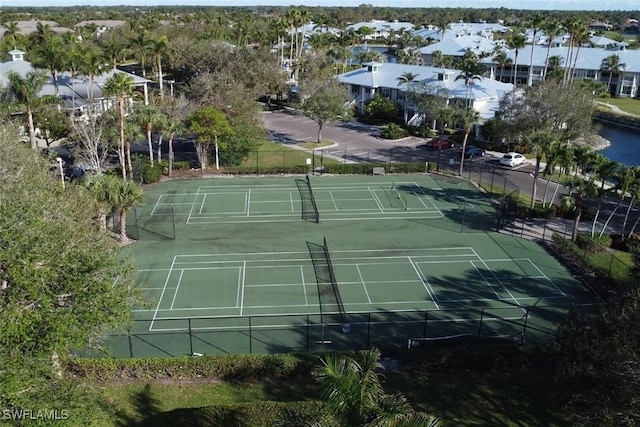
599,125,640,166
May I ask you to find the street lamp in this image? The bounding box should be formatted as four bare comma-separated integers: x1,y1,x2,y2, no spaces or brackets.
56,157,65,190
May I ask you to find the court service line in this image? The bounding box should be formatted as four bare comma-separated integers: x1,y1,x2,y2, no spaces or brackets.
356,264,372,304
170,269,185,310
290,191,295,212
470,248,525,313
149,256,177,331
300,266,308,305
329,191,338,210
199,193,207,214
246,190,251,217
368,188,385,212
150,193,163,215
469,261,501,299
528,260,567,297
408,257,439,309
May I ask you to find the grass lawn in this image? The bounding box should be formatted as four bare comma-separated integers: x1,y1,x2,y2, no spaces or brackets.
241,140,340,169
596,97,640,117
96,367,572,426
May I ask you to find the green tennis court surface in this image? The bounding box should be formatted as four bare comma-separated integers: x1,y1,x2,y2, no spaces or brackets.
96,175,601,358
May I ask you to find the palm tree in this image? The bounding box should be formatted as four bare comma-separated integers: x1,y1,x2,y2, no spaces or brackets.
506,33,526,85
133,105,162,165
589,155,619,237
541,20,563,80
111,178,144,244
454,60,482,108
526,131,556,209
600,166,638,238
130,30,151,77
569,24,591,87
149,35,168,99
309,348,440,427
81,174,120,231
434,106,456,172
562,17,583,87
34,34,64,96
457,107,480,176
601,54,626,95
103,73,135,180
6,71,59,150
3,21,20,46
493,51,512,83
396,72,420,124
527,14,545,86
562,175,598,242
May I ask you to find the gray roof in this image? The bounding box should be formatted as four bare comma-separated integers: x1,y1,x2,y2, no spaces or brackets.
420,35,498,57
347,20,414,33
337,62,514,120
0,54,150,111
481,45,640,73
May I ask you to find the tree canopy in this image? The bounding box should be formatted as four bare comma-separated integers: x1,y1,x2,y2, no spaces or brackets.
0,125,137,420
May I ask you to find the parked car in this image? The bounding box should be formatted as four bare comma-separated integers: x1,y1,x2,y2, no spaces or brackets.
499,152,526,167
426,138,455,150
461,146,486,158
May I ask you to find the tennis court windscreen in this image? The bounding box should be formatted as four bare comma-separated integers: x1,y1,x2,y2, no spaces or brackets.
307,238,348,328
295,176,319,223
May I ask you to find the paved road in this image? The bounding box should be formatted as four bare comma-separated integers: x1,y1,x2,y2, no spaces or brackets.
262,110,637,236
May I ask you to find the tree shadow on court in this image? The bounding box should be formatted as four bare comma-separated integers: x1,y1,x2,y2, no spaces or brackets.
394,183,499,233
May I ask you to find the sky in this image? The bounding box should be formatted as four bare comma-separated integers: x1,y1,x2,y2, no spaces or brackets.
1,0,638,11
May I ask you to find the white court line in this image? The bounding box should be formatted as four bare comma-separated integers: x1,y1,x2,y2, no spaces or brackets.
408,256,440,309
368,187,384,212
240,261,246,315
469,261,502,299
528,260,568,297
289,191,295,212
356,264,372,304
329,191,338,210
150,193,163,215
199,193,207,214
149,256,177,331
246,190,251,216
186,193,201,225
301,266,308,305
470,248,525,313
170,269,185,309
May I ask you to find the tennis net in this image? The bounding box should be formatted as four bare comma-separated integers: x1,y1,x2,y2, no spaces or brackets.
295,175,319,223
307,238,349,332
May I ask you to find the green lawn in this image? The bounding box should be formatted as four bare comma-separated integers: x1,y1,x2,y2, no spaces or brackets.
96,368,571,426
596,97,640,117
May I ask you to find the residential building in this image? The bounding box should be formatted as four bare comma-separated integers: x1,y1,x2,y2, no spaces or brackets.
336,61,514,135
0,48,151,117
346,20,414,40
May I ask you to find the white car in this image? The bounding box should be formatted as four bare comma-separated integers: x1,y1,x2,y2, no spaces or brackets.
499,152,526,167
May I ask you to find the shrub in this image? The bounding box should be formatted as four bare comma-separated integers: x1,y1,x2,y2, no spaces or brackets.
379,123,408,140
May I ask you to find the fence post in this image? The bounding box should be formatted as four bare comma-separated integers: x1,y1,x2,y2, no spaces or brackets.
249,317,252,354
128,328,133,358
490,169,495,194
306,315,309,353
367,312,371,348
521,307,530,344
255,151,259,175
422,310,428,339
188,319,193,356
478,308,484,337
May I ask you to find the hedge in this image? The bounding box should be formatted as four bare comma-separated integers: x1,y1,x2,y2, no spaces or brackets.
65,353,320,382
137,400,327,427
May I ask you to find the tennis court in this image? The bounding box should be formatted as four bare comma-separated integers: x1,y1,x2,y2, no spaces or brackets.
100,175,601,357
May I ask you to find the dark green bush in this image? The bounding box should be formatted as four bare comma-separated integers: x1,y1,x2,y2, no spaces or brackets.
172,160,191,171
379,123,408,140
65,353,319,381
146,401,326,427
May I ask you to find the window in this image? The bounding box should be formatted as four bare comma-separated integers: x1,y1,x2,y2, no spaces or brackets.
380,88,391,98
